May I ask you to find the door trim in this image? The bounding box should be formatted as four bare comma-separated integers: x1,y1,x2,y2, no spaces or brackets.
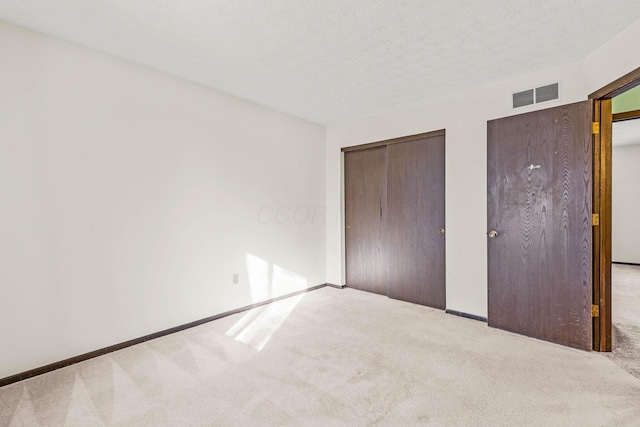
591,98,612,352
589,66,640,351
341,129,445,152
589,67,640,99
612,109,640,122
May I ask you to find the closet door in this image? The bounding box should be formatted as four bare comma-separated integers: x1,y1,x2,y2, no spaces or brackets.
386,135,446,308
344,147,387,295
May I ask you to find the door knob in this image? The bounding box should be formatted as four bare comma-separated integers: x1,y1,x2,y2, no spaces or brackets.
438,228,445,235
488,230,498,238
346,224,351,230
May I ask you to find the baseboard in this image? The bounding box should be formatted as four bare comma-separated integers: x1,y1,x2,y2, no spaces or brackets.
326,283,346,289
612,261,640,267
0,283,328,388
445,309,487,323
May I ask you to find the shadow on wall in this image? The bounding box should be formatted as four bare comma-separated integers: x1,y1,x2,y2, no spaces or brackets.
225,253,308,351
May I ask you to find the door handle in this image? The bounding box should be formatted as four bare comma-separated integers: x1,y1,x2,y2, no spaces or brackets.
488,230,498,238
438,228,445,235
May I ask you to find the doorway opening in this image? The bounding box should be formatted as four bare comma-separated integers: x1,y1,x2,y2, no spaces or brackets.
606,87,640,378
589,67,640,362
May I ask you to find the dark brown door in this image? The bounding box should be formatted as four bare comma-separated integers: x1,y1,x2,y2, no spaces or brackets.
487,101,593,350
344,147,387,295
386,135,446,308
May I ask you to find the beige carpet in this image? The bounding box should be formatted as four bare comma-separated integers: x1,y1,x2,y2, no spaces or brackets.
1,287,640,427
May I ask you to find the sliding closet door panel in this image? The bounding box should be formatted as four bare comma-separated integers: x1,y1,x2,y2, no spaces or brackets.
344,147,387,295
386,135,446,308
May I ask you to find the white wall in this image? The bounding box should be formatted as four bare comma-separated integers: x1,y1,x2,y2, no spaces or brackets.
582,19,640,96
326,19,640,318
612,144,640,264
3,14,640,379
584,16,640,267
0,22,326,378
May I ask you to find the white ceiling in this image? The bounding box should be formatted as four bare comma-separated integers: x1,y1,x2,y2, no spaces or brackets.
613,119,640,147
1,1,640,125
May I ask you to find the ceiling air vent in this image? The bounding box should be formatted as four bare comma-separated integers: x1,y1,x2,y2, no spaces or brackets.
513,82,560,108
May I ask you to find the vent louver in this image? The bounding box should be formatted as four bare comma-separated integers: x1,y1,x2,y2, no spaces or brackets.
513,89,534,108
535,83,559,103
513,82,560,108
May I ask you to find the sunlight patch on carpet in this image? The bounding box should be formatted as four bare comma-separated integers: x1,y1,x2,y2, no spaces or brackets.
226,294,304,351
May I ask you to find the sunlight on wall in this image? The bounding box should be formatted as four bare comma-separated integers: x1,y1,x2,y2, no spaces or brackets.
226,254,310,351
272,264,308,296
245,253,309,303
246,253,271,303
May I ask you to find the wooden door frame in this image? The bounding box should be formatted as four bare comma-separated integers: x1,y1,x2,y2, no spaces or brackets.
589,66,640,352
341,129,445,153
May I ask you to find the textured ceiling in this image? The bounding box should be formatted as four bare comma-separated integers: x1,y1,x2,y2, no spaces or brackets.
613,119,640,147
1,1,640,124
